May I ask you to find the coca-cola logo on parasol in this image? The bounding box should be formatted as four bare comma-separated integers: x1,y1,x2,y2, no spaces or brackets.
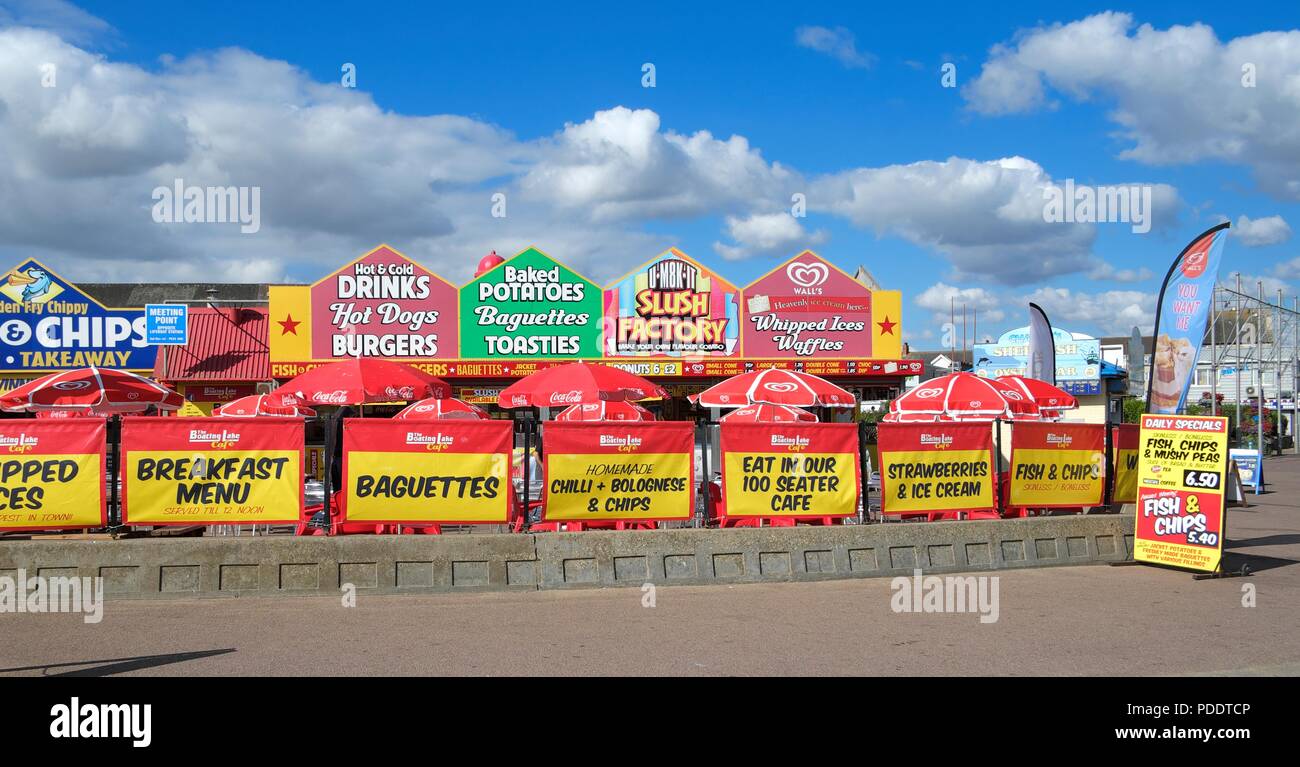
384,386,416,400
550,390,584,405
52,381,91,391
785,261,829,289
311,390,350,404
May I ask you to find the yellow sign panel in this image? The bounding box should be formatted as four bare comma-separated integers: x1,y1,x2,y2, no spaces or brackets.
545,452,692,521
1008,449,1104,507
1113,448,1139,503
125,450,301,524
0,453,102,529
345,451,508,523
880,449,994,513
723,452,857,517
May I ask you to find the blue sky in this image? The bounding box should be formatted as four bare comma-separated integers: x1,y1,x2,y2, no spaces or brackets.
1,0,1297,344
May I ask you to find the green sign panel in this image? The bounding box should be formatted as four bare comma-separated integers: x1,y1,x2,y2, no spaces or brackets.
459,247,603,358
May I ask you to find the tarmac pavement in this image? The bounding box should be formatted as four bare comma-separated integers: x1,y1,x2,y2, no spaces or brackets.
1,454,1296,676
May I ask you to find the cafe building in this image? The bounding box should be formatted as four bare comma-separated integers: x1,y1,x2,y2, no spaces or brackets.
2,245,919,429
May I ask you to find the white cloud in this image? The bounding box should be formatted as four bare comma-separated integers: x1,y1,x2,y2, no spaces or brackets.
1022,286,1156,336
811,156,1095,285
1276,256,1300,281
795,25,874,69
1225,271,1294,300
0,0,113,46
0,24,1183,294
713,212,826,261
1089,262,1154,283
1233,214,1292,247
963,12,1300,200
915,281,1007,325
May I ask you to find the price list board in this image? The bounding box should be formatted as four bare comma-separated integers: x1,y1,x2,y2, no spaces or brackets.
1132,415,1229,573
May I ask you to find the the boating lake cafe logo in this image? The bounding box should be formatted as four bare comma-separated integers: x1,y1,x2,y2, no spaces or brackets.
0,260,156,373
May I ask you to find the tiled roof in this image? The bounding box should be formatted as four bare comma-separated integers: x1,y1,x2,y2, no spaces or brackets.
154,306,270,382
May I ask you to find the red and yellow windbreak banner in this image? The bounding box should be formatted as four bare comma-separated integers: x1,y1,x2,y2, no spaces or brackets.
122,417,303,525
720,423,859,518
878,423,994,514
1008,422,1106,508
343,419,512,524
1134,414,1228,573
544,421,693,522
0,419,105,531
1112,423,1141,504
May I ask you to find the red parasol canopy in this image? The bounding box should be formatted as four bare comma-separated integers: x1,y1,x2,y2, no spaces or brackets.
276,358,450,406
996,375,1078,411
0,366,184,414
394,397,489,421
889,372,1039,421
497,362,666,408
693,368,855,408
217,394,317,418
719,403,818,423
555,400,655,422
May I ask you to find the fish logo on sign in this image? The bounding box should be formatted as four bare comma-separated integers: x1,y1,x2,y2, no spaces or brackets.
785,261,829,289
1,267,63,304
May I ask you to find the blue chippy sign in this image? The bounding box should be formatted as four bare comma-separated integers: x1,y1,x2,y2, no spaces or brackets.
0,260,159,372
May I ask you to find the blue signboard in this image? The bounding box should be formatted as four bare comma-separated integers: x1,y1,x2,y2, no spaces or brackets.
0,260,159,372
145,304,189,345
973,326,1101,395
1229,449,1263,492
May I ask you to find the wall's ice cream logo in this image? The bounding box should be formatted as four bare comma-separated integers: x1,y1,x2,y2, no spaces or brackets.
604,249,739,357
913,387,943,399
785,261,829,290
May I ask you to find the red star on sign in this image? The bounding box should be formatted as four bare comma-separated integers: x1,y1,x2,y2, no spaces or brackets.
278,314,301,335
877,315,897,335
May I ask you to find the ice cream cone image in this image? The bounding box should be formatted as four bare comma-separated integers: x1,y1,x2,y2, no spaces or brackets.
1150,334,1195,409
